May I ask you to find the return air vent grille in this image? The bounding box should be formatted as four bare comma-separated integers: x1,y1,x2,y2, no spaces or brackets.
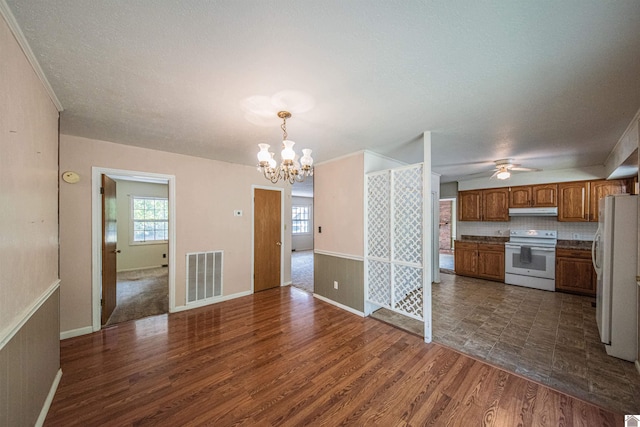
186,251,223,303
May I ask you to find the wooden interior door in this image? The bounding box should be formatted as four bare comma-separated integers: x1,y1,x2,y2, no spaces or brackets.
254,189,281,292
101,175,118,325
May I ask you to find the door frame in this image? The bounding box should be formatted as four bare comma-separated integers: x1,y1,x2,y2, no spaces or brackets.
91,167,176,332
251,185,284,293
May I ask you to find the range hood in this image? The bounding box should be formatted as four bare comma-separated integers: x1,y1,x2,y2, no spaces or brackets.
509,207,558,217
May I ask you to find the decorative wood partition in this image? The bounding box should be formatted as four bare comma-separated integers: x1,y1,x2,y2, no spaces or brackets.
365,164,425,322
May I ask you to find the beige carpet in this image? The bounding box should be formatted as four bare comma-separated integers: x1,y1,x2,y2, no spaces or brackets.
291,250,314,293
105,267,168,326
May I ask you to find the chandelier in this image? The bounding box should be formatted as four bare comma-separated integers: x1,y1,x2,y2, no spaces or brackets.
256,111,313,184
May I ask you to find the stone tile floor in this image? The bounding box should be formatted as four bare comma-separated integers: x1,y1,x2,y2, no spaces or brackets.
432,273,640,415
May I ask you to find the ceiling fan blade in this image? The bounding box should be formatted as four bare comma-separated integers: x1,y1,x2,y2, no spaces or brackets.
489,170,501,179
510,167,541,172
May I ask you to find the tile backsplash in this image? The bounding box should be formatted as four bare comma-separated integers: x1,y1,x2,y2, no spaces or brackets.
456,217,598,241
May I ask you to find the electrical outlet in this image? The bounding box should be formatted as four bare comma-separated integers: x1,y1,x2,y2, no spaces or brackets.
333,281,339,290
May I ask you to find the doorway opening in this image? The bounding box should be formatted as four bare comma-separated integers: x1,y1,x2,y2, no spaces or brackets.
439,198,455,272
91,167,176,332
291,177,314,293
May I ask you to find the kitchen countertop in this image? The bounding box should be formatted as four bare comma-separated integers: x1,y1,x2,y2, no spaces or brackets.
458,235,509,244
556,240,593,250
457,236,593,250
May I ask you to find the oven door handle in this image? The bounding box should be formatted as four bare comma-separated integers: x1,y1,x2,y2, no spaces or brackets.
505,244,556,252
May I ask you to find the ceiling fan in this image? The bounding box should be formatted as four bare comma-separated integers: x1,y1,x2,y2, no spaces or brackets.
489,159,540,180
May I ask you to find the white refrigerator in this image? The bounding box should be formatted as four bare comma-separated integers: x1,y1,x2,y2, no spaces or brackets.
591,194,638,361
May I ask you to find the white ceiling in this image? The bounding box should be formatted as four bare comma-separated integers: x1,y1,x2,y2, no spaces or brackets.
6,1,640,183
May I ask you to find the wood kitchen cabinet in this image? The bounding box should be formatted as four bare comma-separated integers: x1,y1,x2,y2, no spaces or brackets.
458,188,509,221
588,179,629,222
454,241,478,276
558,179,630,222
509,184,557,208
477,243,505,281
557,181,589,222
482,188,509,221
454,241,505,282
555,248,596,296
458,191,482,221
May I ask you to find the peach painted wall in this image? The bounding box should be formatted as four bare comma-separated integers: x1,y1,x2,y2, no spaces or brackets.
0,14,59,334
314,152,364,257
59,135,291,333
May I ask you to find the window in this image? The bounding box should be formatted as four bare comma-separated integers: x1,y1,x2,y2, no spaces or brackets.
131,197,168,243
292,205,310,234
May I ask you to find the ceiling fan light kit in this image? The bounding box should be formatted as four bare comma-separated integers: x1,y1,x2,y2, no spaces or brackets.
256,111,313,184
489,158,540,180
496,169,511,180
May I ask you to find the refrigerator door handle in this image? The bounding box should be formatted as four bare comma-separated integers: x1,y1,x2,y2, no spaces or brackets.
592,226,602,274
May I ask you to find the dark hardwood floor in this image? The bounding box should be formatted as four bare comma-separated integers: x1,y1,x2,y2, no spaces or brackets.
46,287,622,426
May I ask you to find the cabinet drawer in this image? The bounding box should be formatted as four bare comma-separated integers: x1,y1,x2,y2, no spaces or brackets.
477,243,504,252
455,241,478,250
556,248,591,259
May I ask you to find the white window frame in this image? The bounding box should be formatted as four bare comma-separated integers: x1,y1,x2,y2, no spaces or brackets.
292,205,311,235
130,196,169,245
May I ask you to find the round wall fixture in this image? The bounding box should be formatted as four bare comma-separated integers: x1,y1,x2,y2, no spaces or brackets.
61,171,80,184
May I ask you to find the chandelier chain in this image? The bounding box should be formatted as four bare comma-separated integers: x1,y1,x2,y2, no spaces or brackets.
281,116,288,141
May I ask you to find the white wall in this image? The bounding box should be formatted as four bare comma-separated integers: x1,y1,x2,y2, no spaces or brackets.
314,152,365,257
114,180,169,271
0,12,59,334
291,196,313,251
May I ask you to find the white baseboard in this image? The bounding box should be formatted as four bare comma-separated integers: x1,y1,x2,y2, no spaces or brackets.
60,326,93,340
171,290,252,313
35,368,62,427
313,294,365,317
283,281,292,286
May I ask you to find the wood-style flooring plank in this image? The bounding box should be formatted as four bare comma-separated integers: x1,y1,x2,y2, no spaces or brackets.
45,287,623,426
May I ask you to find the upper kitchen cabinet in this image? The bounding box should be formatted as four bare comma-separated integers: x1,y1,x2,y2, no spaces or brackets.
509,184,557,208
458,188,509,221
483,188,509,221
589,179,629,222
458,190,482,221
558,179,631,222
558,181,589,222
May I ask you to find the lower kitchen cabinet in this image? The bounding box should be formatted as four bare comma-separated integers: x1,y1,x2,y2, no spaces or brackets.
454,241,478,276
454,241,504,282
477,243,505,281
555,248,596,296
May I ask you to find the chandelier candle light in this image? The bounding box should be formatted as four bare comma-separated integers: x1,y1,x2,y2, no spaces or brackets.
257,111,313,184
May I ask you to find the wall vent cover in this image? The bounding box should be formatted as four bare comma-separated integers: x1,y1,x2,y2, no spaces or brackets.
186,251,223,303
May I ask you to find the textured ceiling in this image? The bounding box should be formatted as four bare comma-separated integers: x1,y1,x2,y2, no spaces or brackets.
6,0,640,183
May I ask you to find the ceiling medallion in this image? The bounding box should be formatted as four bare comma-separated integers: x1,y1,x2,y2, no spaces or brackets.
256,111,313,184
